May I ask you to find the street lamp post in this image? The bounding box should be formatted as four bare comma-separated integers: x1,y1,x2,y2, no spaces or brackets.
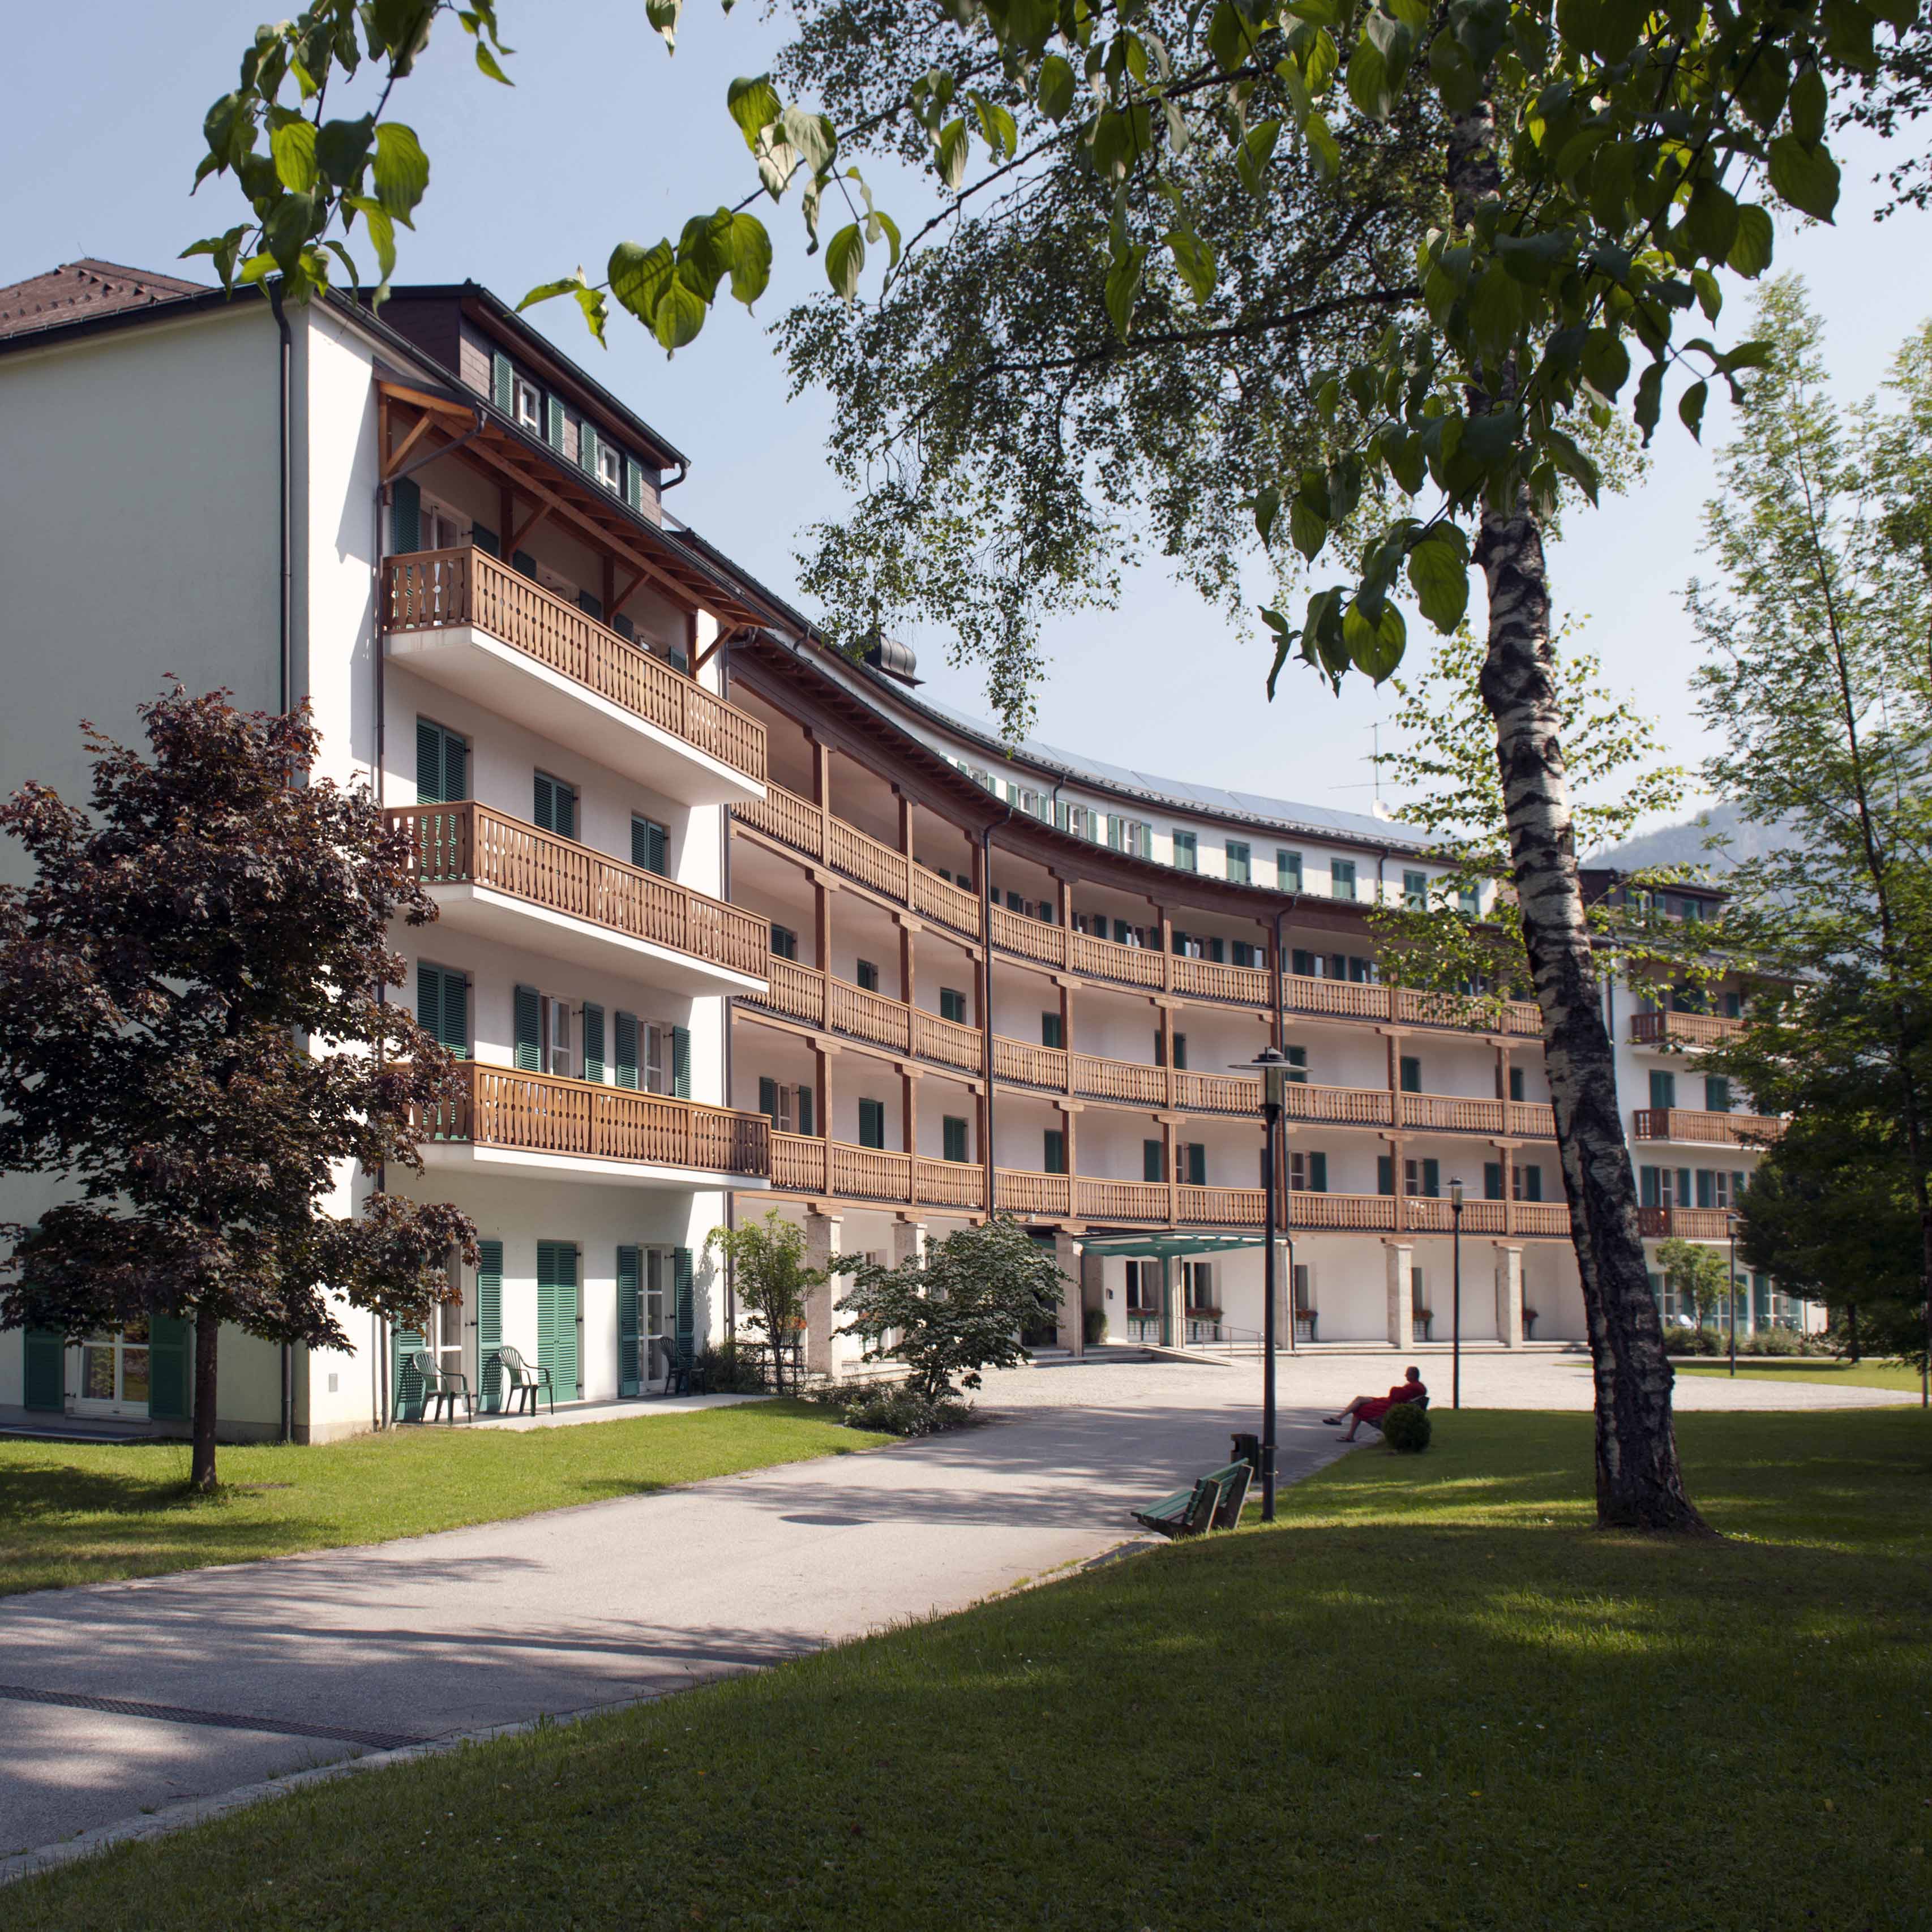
1727,1209,1740,1379
1449,1177,1465,1411
1236,1047,1293,1522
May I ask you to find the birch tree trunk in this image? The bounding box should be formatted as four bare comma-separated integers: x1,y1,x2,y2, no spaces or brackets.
1452,99,1707,1531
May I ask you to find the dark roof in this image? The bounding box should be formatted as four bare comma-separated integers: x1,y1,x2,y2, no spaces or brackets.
0,258,208,341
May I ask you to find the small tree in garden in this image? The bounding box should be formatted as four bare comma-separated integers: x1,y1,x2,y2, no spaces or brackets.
707,1210,822,1394
836,1217,1065,1402
0,686,475,1490
1655,1238,1735,1336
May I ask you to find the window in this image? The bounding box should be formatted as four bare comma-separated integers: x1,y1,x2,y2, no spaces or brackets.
1404,1158,1441,1198
1513,1162,1543,1202
1720,989,1743,1018
515,987,575,1079
1292,1263,1313,1313
1284,1045,1308,1083
513,375,541,431
533,770,577,839
1378,1155,1394,1196
581,1003,605,1081
1650,1069,1677,1110
1176,1142,1207,1185
1704,1074,1732,1113
1399,1056,1421,1094
1509,1066,1526,1102
597,440,623,494
1044,1129,1067,1175
855,959,880,993
1183,1261,1216,1312
415,963,470,1059
546,996,574,1080
1144,1139,1164,1182
1330,859,1357,901
1484,1162,1505,1201
1459,885,1481,916
1154,1031,1188,1069
1040,1010,1063,1049
1291,948,1316,978
77,1321,151,1413
770,924,799,962
1403,869,1427,910
1290,1150,1328,1192
1278,849,1303,892
632,815,670,876
941,987,969,1025
415,718,468,804
1226,841,1252,884
1232,941,1259,968
757,1078,815,1134
943,1115,969,1163
858,1098,886,1149
1125,1260,1158,1313
1172,830,1198,871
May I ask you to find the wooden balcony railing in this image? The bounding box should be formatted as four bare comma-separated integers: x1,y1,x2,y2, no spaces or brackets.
1395,1093,1556,1137
743,959,982,1072
423,1061,768,1175
1632,1108,1783,1147
1629,1010,1743,1050
767,1132,988,1210
1289,1191,1398,1231
385,547,767,783
391,802,769,980
1639,1205,1734,1239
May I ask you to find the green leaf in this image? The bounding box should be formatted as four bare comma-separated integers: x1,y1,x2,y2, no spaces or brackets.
826,222,866,301
1683,180,1739,261
1303,111,1340,179
517,273,589,311
652,277,708,352
1677,379,1708,442
315,115,375,189
1036,53,1076,121
1236,119,1280,197
1580,327,1630,400
1406,529,1469,631
1427,29,1481,112
645,0,682,49
1466,262,1522,353
727,75,783,150
473,38,512,83
344,195,397,288
1383,428,1426,496
782,106,838,175
371,122,429,226
1260,605,1297,699
1164,228,1216,305
271,118,319,192
1104,243,1147,341
607,238,677,323
1788,63,1827,146
1767,135,1840,222
727,212,773,303
1254,483,1282,545
936,118,971,190
970,91,1018,160
1633,359,1665,443
1728,203,1775,277
1209,0,1260,72
574,283,609,345
1288,495,1327,560
1344,594,1406,680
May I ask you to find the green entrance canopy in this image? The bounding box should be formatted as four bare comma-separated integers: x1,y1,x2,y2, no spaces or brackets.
1076,1233,1272,1260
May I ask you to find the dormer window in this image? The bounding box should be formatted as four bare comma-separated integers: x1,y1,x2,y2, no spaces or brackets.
513,377,541,432
597,441,623,493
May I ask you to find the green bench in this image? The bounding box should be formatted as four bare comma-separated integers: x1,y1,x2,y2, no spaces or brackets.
1132,1458,1253,1539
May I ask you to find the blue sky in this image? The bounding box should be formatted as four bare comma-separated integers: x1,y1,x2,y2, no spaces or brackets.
6,4,1929,824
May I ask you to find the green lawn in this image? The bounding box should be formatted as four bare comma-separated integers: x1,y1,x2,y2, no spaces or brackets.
11,1408,1929,1930
0,1402,886,1598
1679,1356,1929,1393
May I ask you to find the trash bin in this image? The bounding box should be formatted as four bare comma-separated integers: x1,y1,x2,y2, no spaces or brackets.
1230,1431,1261,1473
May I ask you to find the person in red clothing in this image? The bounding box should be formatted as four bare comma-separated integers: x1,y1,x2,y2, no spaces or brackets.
1323,1366,1427,1440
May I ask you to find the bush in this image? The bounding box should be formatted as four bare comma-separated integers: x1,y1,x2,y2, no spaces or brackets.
798,1378,974,1437
697,1339,768,1393
1083,1306,1108,1346
1378,1402,1432,1454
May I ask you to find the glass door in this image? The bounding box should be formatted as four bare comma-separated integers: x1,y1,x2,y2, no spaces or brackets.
75,1322,151,1416
645,1248,669,1387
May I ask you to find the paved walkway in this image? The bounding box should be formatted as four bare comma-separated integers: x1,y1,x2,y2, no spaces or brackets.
0,1350,1907,1870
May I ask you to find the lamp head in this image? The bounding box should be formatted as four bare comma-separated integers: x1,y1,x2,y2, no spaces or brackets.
1237,1045,1292,1111
1449,1176,1464,1207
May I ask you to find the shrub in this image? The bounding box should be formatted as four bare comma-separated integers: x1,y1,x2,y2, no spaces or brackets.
796,1378,974,1437
1378,1402,1432,1454
698,1339,768,1393
1083,1306,1108,1346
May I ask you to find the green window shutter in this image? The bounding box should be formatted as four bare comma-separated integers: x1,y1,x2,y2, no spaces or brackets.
1484,1162,1505,1201
577,590,604,622
390,477,421,554
418,963,468,1058
1422,1158,1440,1198
632,815,669,875
533,773,576,839
492,352,513,412
1650,1069,1676,1110
392,1319,426,1423
416,718,445,803
1399,1056,1421,1094
1705,1074,1732,1112
515,984,542,1071
546,395,566,451
1284,1046,1308,1081
477,1239,503,1413
797,1084,815,1136
1509,1067,1525,1102
1377,1155,1394,1196
1640,1165,1661,1207
1309,1151,1327,1193
1044,1129,1066,1175
618,1245,642,1397
944,1116,967,1163
626,456,644,510
1186,1143,1206,1186
613,612,636,640
673,1247,695,1362
1676,1167,1691,1207
759,1076,778,1120
472,523,500,558
417,961,442,1049
147,1314,190,1419
1038,1008,1059,1046
1143,1140,1163,1183
615,1011,639,1088
537,1240,581,1398
513,548,538,577
1696,1169,1714,1209
582,1003,605,1082
672,1026,691,1099
580,420,599,475
23,1329,65,1412
1172,1034,1187,1071
858,1098,885,1149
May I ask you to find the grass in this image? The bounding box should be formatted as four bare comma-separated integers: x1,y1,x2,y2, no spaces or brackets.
1679,1356,1929,1393
0,1402,887,1597
10,1407,1929,1929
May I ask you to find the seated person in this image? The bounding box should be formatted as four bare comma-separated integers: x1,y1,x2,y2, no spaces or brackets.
1324,1366,1427,1440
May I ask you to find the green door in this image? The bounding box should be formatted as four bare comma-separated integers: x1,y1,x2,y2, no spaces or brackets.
147,1314,191,1420
391,1320,426,1423
538,1240,580,1402
22,1330,65,1412
476,1240,504,1413
618,1245,642,1397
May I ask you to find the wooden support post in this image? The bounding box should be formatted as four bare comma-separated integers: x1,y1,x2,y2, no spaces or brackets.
902,1068,918,1167
899,915,916,1011
813,877,831,976
815,1044,834,1143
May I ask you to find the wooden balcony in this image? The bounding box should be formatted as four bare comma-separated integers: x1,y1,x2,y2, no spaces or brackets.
391,802,769,992
422,1061,769,1182
1396,1093,1559,1137
1639,1205,1734,1239
384,547,767,804
1632,1108,1783,1147
768,1132,987,1210
1629,1010,1743,1051
743,958,983,1072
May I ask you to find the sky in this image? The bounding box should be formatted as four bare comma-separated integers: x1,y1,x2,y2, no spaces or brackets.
6,4,1930,828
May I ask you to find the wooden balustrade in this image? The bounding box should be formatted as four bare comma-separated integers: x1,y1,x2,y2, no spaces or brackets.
1639,1203,1731,1239
757,957,828,1026
1398,1093,1506,1134
770,1131,829,1192
1513,1201,1573,1236
911,1008,984,1072
1170,954,1271,1003
1172,1070,1262,1114
830,979,913,1053
1283,1082,1393,1126
389,803,769,979
1288,1191,1397,1231
1074,1053,1170,1107
1177,1185,1266,1226
992,902,1068,966
1629,1009,1743,1050
1281,972,1391,1021
996,1170,1074,1216
830,1142,914,1202
1632,1107,1784,1146
385,548,766,782
1506,1099,1558,1138
1073,1178,1171,1222
425,1061,768,1174
993,1035,1070,1091
915,1157,987,1210
1070,928,1166,989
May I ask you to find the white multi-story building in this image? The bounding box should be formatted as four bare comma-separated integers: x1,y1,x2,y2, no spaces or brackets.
0,259,1792,1442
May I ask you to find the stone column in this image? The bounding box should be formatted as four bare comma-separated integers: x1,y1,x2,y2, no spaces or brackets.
1493,1242,1524,1348
1385,1240,1415,1350
1081,1244,1106,1345
1052,1230,1084,1356
891,1217,926,1270
803,1210,843,1378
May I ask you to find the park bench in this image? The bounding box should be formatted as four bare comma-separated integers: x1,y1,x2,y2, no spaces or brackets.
496,1344,555,1416
1132,1459,1253,1540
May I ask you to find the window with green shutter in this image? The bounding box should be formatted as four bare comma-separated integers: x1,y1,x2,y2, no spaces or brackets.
1043,1129,1066,1175
855,959,879,992
672,1247,695,1368
1650,1069,1677,1110
476,1239,503,1412
1308,1151,1327,1193
577,590,604,621
858,1099,886,1149
943,1116,969,1163
537,1240,580,1399
1421,1158,1440,1198
626,456,645,511
618,1245,643,1398
1403,869,1427,909
472,524,500,556
1377,1155,1394,1196
491,351,514,413
1704,1074,1732,1112
533,771,577,839
614,1011,639,1088
759,1076,779,1121
1278,849,1303,891
1144,1140,1164,1183
515,984,542,1072
415,718,468,804
1285,1045,1308,1083
389,477,421,554
770,924,798,961
1225,841,1251,884
1038,1009,1061,1048
546,395,567,451
1291,948,1315,976
580,419,600,476
632,815,670,876
147,1314,190,1419
416,963,470,1059
22,1330,65,1412
1172,830,1198,871
672,1025,691,1099
1399,1056,1421,1094
582,1003,605,1082
1509,1066,1526,1102
1331,859,1357,901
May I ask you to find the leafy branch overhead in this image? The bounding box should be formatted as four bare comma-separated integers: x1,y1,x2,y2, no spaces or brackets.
191,0,1915,687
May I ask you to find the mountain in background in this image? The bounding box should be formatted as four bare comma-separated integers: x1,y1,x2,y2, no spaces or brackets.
1588,801,1793,876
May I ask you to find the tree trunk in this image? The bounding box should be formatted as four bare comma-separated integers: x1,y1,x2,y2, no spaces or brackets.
190,1308,220,1490
1476,491,1707,1531
1847,1301,1860,1363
